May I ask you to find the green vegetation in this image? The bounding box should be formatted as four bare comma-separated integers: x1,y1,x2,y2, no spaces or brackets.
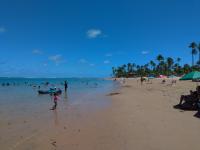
112,42,200,78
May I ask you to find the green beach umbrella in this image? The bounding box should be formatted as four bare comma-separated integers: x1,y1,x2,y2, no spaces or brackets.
179,71,200,80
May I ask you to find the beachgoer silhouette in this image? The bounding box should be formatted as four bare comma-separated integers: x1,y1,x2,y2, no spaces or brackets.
140,76,144,85
162,79,166,84
64,81,68,92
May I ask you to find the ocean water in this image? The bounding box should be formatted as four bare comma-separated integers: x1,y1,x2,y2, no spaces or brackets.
0,78,118,115
0,78,119,149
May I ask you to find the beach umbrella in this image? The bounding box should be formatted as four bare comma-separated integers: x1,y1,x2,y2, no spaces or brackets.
159,75,167,78
179,71,200,80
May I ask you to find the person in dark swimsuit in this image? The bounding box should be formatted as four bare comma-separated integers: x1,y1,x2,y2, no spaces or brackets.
179,86,200,108
64,81,68,92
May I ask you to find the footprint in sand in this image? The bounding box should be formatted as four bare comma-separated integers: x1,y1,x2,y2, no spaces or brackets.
50,140,57,147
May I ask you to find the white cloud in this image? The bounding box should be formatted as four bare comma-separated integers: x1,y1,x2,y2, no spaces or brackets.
79,58,87,63
0,27,6,33
141,51,149,55
32,49,43,55
86,29,102,38
104,60,110,64
105,53,112,57
43,63,48,67
49,54,63,65
78,58,95,67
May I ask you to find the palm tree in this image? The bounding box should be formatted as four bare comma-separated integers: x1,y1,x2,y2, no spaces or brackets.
127,63,133,77
121,64,127,77
132,63,136,71
197,60,200,66
112,67,116,77
192,49,198,66
116,66,124,77
189,42,197,66
167,57,174,68
167,57,174,75
177,57,181,63
149,60,156,70
173,63,179,75
127,63,133,73
136,65,141,76
183,64,190,74
156,54,164,74
156,54,164,63
197,43,200,66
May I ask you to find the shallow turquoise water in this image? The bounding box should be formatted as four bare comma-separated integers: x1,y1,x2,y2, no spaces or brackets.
0,78,118,117
0,78,119,149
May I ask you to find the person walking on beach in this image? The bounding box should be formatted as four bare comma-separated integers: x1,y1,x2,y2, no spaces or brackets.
140,76,144,85
64,80,68,92
51,93,60,110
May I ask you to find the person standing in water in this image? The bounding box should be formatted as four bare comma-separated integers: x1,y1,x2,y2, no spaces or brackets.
51,93,60,110
64,81,68,92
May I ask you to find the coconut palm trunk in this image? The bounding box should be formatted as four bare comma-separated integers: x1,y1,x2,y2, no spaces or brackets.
189,42,197,67
198,49,200,67
192,54,194,67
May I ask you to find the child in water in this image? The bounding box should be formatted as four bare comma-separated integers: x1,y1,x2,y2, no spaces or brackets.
51,93,60,110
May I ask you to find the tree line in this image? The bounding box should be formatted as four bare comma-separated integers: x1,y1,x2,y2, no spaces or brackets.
112,42,200,78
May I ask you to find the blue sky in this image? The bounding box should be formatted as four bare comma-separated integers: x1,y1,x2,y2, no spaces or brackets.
0,0,200,77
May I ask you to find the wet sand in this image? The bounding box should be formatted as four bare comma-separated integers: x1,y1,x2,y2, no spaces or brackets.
1,78,200,150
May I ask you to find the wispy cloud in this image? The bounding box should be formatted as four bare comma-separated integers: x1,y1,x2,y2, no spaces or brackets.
79,58,87,63
0,27,6,33
86,29,102,38
32,49,43,55
141,51,149,55
104,60,110,64
49,54,63,65
105,53,112,57
78,58,95,67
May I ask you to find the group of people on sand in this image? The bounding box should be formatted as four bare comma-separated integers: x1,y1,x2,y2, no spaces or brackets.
139,76,154,85
139,76,177,86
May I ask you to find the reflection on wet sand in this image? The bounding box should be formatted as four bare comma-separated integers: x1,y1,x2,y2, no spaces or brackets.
53,109,59,126
64,92,68,100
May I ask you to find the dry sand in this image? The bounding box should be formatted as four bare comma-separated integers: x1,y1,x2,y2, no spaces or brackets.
108,78,200,150
1,78,200,150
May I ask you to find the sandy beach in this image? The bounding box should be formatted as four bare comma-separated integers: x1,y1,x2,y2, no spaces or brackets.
108,78,200,150
1,78,200,150
2,0,200,149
